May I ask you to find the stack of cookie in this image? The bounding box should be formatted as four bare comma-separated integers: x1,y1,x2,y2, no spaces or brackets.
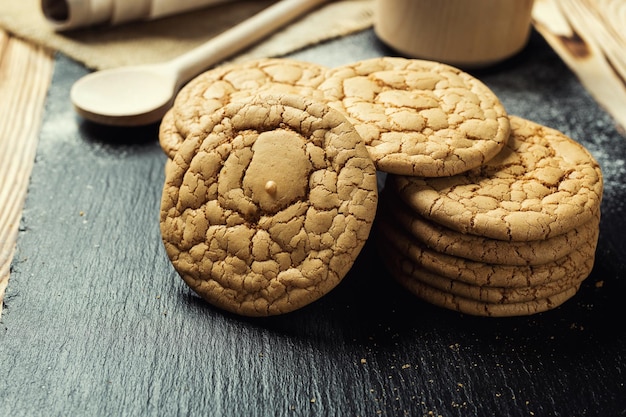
376,115,603,316
318,57,604,316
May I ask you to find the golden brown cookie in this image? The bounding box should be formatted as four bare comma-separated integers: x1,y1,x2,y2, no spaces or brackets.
388,261,580,317
159,58,328,159
382,190,600,266
376,214,598,289
319,57,510,176
391,116,604,241
377,234,591,304
377,225,583,317
160,94,378,316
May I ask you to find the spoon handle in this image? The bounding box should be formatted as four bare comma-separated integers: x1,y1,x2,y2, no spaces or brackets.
168,0,329,86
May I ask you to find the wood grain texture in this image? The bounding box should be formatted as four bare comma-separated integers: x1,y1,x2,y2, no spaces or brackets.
532,0,626,132
0,30,53,318
1,30,625,416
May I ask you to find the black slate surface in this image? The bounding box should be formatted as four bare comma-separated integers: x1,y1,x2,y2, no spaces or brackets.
1,29,625,417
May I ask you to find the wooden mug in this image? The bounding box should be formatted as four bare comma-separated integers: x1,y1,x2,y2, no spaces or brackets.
374,0,535,68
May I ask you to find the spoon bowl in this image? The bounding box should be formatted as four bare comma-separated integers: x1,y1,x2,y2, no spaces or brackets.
71,64,177,126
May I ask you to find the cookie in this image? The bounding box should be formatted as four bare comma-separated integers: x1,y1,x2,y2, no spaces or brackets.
376,214,598,288
387,258,580,317
378,236,591,304
383,190,600,266
159,58,328,159
391,115,604,241
319,57,510,176
160,94,378,316
377,223,583,317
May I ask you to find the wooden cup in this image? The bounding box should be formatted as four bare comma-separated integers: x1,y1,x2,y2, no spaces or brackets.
374,0,535,68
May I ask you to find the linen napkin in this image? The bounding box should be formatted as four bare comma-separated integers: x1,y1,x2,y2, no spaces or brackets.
0,0,374,70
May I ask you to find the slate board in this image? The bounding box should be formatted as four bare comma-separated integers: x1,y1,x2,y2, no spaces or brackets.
1,29,625,417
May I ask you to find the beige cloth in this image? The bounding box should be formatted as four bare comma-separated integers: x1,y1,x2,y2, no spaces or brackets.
0,0,374,70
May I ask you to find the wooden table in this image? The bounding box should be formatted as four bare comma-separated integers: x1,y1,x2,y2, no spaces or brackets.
0,30,53,316
1,27,625,417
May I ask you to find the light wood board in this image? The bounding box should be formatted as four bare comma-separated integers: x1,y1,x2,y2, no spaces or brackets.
0,30,54,318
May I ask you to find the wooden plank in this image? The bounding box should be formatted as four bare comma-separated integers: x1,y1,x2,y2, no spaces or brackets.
532,0,626,133
0,30,54,318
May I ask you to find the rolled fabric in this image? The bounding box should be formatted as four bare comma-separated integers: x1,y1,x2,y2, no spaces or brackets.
41,0,237,31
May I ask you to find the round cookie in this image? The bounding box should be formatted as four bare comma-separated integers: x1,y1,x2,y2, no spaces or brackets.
159,58,328,159
375,215,598,288
382,189,601,266
388,260,580,317
378,239,590,304
391,115,604,241
319,57,510,176
160,94,378,317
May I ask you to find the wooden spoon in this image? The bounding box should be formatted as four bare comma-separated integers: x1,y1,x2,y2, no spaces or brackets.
70,0,328,126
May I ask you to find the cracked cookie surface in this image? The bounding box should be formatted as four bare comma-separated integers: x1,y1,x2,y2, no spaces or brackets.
376,214,597,289
160,94,378,316
379,241,589,305
159,58,328,159
391,116,604,241
319,57,510,176
382,190,600,266
384,255,580,317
